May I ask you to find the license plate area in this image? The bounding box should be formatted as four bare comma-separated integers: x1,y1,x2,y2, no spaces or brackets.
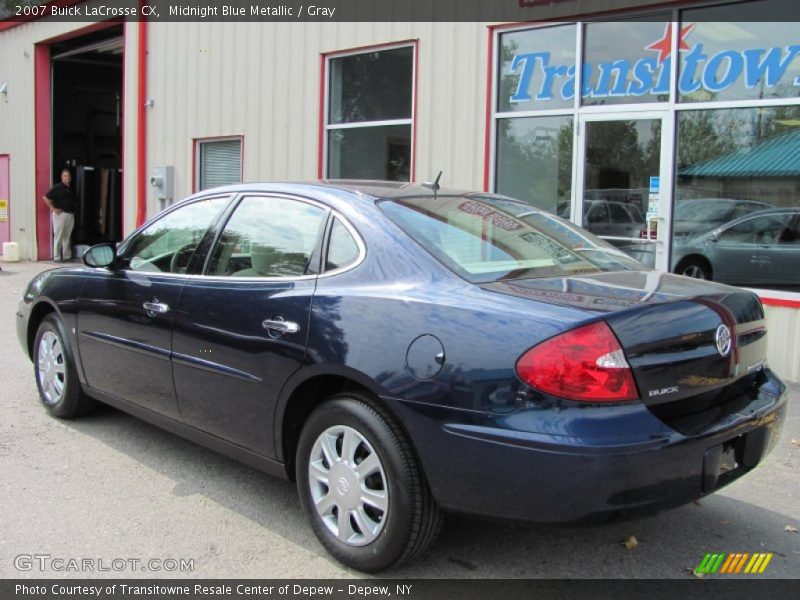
719,439,739,474
702,427,768,493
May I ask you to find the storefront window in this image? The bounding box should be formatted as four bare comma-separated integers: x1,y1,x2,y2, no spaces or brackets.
495,115,573,217
582,119,660,259
673,106,800,290
582,17,671,105
326,45,413,180
493,9,800,294
679,1,800,103
498,24,576,112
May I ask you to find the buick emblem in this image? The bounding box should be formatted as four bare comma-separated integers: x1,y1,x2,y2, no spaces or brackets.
715,324,732,357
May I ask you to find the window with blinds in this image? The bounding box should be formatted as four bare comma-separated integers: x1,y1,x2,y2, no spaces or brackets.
197,138,243,191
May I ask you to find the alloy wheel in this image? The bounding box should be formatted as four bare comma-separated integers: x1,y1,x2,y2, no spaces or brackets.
37,331,66,405
307,425,389,546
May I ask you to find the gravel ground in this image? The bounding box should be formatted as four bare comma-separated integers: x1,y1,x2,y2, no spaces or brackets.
1,260,798,579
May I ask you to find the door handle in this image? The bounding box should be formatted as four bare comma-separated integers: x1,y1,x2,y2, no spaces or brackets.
143,300,170,315
262,317,300,335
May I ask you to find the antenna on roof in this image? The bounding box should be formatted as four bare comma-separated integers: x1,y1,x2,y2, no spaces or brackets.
422,171,442,195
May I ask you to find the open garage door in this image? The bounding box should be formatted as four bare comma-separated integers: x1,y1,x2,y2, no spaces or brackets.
46,26,124,259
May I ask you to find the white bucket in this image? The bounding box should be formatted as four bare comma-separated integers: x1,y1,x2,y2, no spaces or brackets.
2,241,20,262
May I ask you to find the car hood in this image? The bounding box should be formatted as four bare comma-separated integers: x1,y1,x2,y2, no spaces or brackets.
672,220,723,241
673,229,719,251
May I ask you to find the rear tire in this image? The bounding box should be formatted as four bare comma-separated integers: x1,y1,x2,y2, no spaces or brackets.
676,257,712,280
33,314,97,419
296,393,442,572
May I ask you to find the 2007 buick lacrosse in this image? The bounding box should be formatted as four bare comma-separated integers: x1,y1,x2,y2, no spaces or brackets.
18,181,786,571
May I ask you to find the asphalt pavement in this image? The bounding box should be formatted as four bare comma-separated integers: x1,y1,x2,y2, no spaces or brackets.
1,260,798,579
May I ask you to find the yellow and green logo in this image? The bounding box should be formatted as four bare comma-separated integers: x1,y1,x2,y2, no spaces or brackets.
696,552,774,575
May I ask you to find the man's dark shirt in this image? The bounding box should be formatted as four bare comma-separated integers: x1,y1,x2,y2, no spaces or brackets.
45,183,76,213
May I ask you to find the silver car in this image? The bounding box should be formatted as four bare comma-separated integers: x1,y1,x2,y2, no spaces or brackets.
583,199,645,241
673,208,800,285
672,198,774,240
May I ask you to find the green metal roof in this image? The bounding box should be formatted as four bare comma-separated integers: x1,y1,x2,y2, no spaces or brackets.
680,128,800,178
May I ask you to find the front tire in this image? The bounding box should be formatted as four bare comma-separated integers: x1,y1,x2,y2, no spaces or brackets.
33,314,97,419
296,393,442,572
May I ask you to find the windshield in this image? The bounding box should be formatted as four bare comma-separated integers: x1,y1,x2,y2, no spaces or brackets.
379,194,645,283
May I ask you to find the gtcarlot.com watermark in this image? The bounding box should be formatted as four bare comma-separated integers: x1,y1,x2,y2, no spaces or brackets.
14,554,194,573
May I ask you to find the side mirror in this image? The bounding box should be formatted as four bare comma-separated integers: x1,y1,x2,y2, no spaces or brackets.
83,243,117,269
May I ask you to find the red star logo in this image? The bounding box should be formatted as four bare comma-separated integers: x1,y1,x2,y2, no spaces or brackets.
645,23,695,63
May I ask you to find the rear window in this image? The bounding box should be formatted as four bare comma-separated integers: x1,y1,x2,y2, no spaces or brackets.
379,194,644,283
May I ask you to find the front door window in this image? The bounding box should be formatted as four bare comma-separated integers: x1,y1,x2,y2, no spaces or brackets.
124,196,229,273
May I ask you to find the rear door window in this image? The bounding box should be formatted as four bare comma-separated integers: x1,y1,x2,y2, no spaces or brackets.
325,218,361,272
206,196,328,277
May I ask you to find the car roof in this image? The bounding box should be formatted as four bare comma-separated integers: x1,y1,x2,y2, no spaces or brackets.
189,180,475,203
319,179,476,199
735,207,799,216
677,197,771,205
586,200,631,206
718,207,800,228
138,180,538,239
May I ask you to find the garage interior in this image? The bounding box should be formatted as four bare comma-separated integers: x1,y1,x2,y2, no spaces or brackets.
50,26,124,252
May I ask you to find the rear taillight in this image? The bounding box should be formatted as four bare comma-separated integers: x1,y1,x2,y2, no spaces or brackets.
515,321,639,403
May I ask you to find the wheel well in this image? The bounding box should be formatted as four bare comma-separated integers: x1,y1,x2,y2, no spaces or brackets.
281,375,372,480
675,254,712,277
26,302,56,358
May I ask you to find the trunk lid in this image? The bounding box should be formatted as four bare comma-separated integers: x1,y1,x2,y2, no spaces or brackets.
482,271,768,427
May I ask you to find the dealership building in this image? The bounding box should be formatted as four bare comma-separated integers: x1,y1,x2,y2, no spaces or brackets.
0,0,798,380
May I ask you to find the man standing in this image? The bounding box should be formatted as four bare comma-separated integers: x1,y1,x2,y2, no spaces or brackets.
43,168,77,262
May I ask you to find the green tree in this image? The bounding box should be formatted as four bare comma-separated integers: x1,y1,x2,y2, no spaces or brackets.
677,110,738,171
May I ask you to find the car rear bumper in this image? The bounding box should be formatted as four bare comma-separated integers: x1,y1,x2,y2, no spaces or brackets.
384,368,787,524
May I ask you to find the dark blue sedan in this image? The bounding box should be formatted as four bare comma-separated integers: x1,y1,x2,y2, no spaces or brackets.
17,181,787,571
